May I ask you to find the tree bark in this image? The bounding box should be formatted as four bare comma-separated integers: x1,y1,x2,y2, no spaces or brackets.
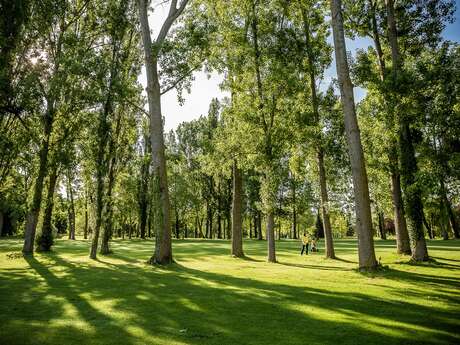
89,107,106,259
257,211,263,240
138,0,182,264
22,110,53,254
84,188,88,239
441,181,460,238
422,211,434,239
138,132,150,240
291,176,297,239
217,183,222,239
389,151,411,254
67,171,76,241
231,160,244,257
368,0,411,255
378,211,386,240
330,0,378,270
37,165,58,252
266,211,276,262
385,0,428,261
302,1,335,259
318,149,336,258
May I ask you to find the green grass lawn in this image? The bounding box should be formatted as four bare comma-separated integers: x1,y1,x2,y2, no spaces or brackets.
0,237,459,345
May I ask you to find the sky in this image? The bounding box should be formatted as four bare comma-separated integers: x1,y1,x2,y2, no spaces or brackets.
140,1,460,132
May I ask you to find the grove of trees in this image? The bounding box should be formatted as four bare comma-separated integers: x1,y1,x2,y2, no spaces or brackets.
1,0,459,271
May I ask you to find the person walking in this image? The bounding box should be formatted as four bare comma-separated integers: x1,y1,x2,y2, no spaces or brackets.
300,232,310,255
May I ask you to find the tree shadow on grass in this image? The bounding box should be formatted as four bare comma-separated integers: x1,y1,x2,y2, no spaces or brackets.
276,261,351,271
431,256,460,263
1,241,459,345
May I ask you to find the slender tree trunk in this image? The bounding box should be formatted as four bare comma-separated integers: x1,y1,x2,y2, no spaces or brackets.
84,188,88,239
370,0,411,255
386,0,428,261
175,210,180,239
37,164,58,252
257,211,263,240
266,211,276,262
23,111,53,254
138,0,174,264
89,110,106,259
100,163,116,255
441,182,460,238
302,2,335,259
67,171,76,241
231,160,244,257
330,0,377,270
0,211,4,237
378,211,386,240
291,177,297,239
440,198,450,240
389,152,411,254
292,206,296,240
318,149,336,258
422,211,433,239
217,191,222,239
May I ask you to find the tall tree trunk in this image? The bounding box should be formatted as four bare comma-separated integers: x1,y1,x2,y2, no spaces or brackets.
440,198,450,240
175,210,180,239
292,206,297,240
0,211,4,237
330,0,377,270
37,164,58,252
231,160,244,257
266,211,276,262
422,211,433,239
257,211,263,240
317,149,335,258
386,0,428,261
22,111,53,254
389,152,411,254
370,0,411,255
84,188,88,239
217,185,222,239
302,1,335,259
67,171,76,241
89,109,107,259
138,0,180,264
378,211,386,240
291,177,297,239
441,181,460,238
100,163,115,254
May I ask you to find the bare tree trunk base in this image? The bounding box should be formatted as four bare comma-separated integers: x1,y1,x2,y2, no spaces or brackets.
411,238,429,262
100,246,112,255
397,248,412,255
147,255,173,265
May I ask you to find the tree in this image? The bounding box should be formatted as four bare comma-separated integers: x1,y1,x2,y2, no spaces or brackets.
137,0,190,264
329,0,378,270
231,160,244,257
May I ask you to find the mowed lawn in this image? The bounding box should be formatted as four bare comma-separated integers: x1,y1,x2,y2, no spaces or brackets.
0,238,459,345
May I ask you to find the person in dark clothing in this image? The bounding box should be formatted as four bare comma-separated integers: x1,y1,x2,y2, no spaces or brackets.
300,232,310,255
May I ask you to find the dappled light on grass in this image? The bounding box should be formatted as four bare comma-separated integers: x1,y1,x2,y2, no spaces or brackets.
1,238,460,345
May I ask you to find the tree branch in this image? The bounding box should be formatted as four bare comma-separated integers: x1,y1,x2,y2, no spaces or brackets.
156,0,190,44
160,60,205,95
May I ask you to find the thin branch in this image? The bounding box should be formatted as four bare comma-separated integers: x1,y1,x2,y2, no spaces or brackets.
156,0,190,44
160,60,205,95
122,98,149,117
